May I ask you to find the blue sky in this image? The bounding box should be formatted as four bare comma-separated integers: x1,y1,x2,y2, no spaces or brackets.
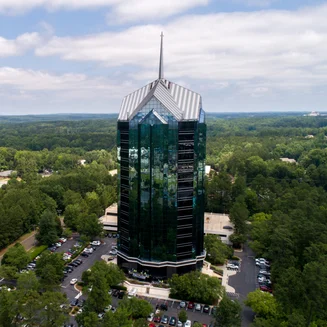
0,0,327,115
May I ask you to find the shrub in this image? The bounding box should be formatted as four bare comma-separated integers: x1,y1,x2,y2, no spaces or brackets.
28,245,47,260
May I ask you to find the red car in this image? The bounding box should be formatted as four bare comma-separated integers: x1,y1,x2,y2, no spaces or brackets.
148,324,156,327
260,285,272,293
187,301,194,309
153,316,161,323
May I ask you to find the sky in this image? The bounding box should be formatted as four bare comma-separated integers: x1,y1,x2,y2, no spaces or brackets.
0,0,327,115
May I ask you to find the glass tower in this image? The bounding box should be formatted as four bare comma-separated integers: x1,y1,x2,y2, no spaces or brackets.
117,34,206,278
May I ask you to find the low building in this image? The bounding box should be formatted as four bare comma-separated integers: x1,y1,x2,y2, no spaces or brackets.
280,158,297,164
100,203,234,244
0,170,16,177
99,203,118,232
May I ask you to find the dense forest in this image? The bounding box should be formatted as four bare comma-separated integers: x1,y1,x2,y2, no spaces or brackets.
1,113,327,326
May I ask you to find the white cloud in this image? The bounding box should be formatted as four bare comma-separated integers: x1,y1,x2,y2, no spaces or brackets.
34,4,327,93
0,0,208,22
0,66,131,95
0,32,41,57
106,0,209,24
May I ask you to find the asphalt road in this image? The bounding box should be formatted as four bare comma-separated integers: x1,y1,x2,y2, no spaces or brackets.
228,244,257,327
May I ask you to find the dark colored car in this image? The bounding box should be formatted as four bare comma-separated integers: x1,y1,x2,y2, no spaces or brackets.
169,316,177,326
112,289,119,297
118,291,125,299
81,252,89,257
70,262,79,267
211,306,217,315
203,305,210,313
70,299,79,307
187,301,194,310
112,234,117,238
160,303,168,311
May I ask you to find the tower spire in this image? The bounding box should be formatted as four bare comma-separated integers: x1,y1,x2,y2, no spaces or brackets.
159,31,164,79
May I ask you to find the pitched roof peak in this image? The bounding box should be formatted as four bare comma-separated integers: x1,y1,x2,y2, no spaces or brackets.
159,31,164,80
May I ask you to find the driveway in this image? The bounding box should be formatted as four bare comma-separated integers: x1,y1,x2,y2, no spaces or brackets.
228,244,256,327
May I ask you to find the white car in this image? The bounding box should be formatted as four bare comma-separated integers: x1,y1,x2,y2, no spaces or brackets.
258,276,266,283
109,250,117,255
70,278,78,285
147,313,154,321
227,263,239,269
60,237,67,243
180,301,186,308
184,320,192,327
195,303,201,311
104,305,112,312
177,321,183,327
91,241,101,246
84,248,93,254
55,242,62,247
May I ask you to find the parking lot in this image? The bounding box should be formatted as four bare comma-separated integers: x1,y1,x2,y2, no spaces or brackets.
53,236,218,326
111,295,214,326
52,235,117,324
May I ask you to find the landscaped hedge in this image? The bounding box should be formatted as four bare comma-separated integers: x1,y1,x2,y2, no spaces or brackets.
28,245,47,260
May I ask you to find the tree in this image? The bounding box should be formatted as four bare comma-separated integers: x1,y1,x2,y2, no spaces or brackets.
102,307,132,327
76,311,102,327
229,196,249,235
193,323,203,327
0,290,16,327
178,309,188,323
35,251,64,291
86,266,111,313
204,234,233,265
38,291,68,327
17,271,40,296
120,297,153,319
36,209,59,246
215,295,242,327
133,318,148,327
169,271,223,304
244,290,278,319
76,213,103,240
1,243,29,277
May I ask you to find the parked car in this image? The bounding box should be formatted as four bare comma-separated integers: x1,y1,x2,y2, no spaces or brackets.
161,315,169,324
118,291,125,299
160,303,168,311
187,301,194,309
153,316,161,323
177,321,183,327
104,305,112,312
70,278,78,285
227,263,239,269
55,242,62,247
70,299,79,307
184,320,192,327
91,241,101,246
203,304,210,313
109,249,117,255
169,316,177,326
59,238,67,243
260,285,273,293
180,301,186,308
81,252,89,257
147,313,154,322
195,303,202,311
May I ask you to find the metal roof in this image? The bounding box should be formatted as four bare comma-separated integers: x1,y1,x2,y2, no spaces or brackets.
118,78,202,121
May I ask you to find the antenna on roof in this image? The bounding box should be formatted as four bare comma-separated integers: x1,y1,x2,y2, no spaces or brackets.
159,31,164,80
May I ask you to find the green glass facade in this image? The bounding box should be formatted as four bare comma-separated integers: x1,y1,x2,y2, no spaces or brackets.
117,94,206,277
